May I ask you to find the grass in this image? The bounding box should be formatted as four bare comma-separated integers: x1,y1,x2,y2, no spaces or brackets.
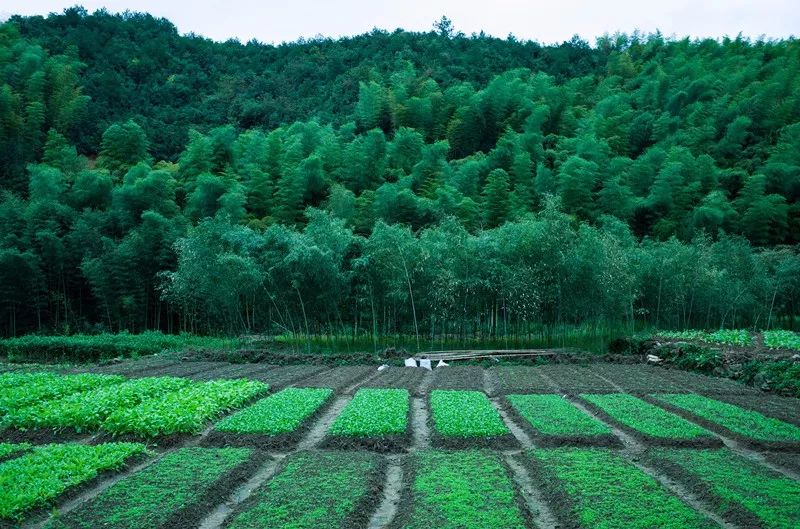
0,372,124,415
102,379,268,437
4,376,189,433
581,393,712,440
402,450,527,529
651,448,800,529
226,451,381,529
652,393,800,442
215,387,333,435
0,442,146,521
531,447,717,529
430,390,509,437
44,447,253,529
329,388,409,437
0,442,30,460
506,394,611,436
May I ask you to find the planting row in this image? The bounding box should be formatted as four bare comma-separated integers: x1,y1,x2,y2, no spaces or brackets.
0,372,268,440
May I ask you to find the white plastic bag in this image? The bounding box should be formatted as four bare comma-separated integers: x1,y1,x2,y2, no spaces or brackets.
404,357,417,367
377,364,389,371
419,358,432,370
436,360,449,368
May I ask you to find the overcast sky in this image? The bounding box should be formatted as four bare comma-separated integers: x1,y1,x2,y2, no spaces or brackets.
1,0,798,45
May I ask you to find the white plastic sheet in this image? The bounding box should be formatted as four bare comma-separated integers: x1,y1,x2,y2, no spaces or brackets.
436,360,449,368
404,357,417,367
419,358,432,370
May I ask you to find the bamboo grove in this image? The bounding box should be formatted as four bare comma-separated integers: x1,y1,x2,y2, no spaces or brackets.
0,9,799,336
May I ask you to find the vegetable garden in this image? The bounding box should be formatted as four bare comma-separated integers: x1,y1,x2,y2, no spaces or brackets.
0,360,797,529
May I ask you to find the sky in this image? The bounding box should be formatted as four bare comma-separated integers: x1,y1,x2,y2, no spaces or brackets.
1,0,798,45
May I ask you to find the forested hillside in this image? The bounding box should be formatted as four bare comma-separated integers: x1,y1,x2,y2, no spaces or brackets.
0,8,798,337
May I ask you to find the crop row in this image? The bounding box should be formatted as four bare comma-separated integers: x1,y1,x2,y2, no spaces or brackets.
0,372,268,439
45,447,256,529
328,388,410,450
0,442,146,522
763,330,800,350
658,329,752,346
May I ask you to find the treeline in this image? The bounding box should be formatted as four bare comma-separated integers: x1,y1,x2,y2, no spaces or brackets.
0,10,799,336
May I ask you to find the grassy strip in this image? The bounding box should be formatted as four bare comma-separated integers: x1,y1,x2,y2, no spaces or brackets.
645,448,800,529
226,451,382,529
215,387,332,435
529,447,717,529
506,394,619,447
0,372,124,416
651,393,800,447
430,390,509,440
5,377,189,433
0,442,146,522
399,450,528,529
580,393,718,446
102,379,268,438
45,447,256,529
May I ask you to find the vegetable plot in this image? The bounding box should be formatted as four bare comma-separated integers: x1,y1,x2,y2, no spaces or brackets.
211,387,333,447
580,393,720,446
399,450,528,529
645,448,800,529
45,447,256,529
0,372,124,415
0,442,146,522
226,451,382,529
652,393,800,449
5,376,189,433
429,390,513,448
102,379,268,438
529,448,717,529
327,388,410,450
506,394,619,447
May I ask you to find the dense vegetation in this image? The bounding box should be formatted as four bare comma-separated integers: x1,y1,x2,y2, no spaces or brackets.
1,8,799,339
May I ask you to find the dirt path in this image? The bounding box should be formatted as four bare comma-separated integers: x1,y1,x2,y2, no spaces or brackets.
410,397,430,450
492,398,533,449
367,456,405,529
504,454,558,529
296,395,351,450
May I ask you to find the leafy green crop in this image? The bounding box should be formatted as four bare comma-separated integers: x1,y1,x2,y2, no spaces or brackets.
45,447,252,529
5,376,189,433
0,442,30,460
430,390,509,437
653,393,800,442
0,372,124,415
532,448,716,529
651,448,800,529
659,329,752,346
0,442,146,521
581,394,711,440
403,450,527,529
102,379,268,437
763,330,800,351
507,394,611,436
216,387,332,435
330,388,409,437
226,451,381,529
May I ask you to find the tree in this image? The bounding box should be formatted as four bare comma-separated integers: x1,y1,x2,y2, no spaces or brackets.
482,169,511,227
97,120,150,177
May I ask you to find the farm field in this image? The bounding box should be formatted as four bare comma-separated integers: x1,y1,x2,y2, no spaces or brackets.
0,360,797,528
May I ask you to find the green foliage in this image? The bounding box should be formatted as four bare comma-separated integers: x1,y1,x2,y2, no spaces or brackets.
0,442,30,460
403,450,527,529
650,448,800,529
652,393,800,442
0,372,123,415
506,394,611,436
102,379,268,437
430,390,509,437
5,376,189,432
657,329,752,346
763,330,800,351
215,387,332,435
531,447,716,529
226,451,381,529
0,442,146,521
581,393,712,440
45,447,252,529
330,388,409,437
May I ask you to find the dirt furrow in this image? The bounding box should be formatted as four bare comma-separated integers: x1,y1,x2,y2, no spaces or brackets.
410,397,430,450
344,367,384,394
504,454,558,529
492,398,533,449
197,456,284,529
296,395,351,450
367,456,405,529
